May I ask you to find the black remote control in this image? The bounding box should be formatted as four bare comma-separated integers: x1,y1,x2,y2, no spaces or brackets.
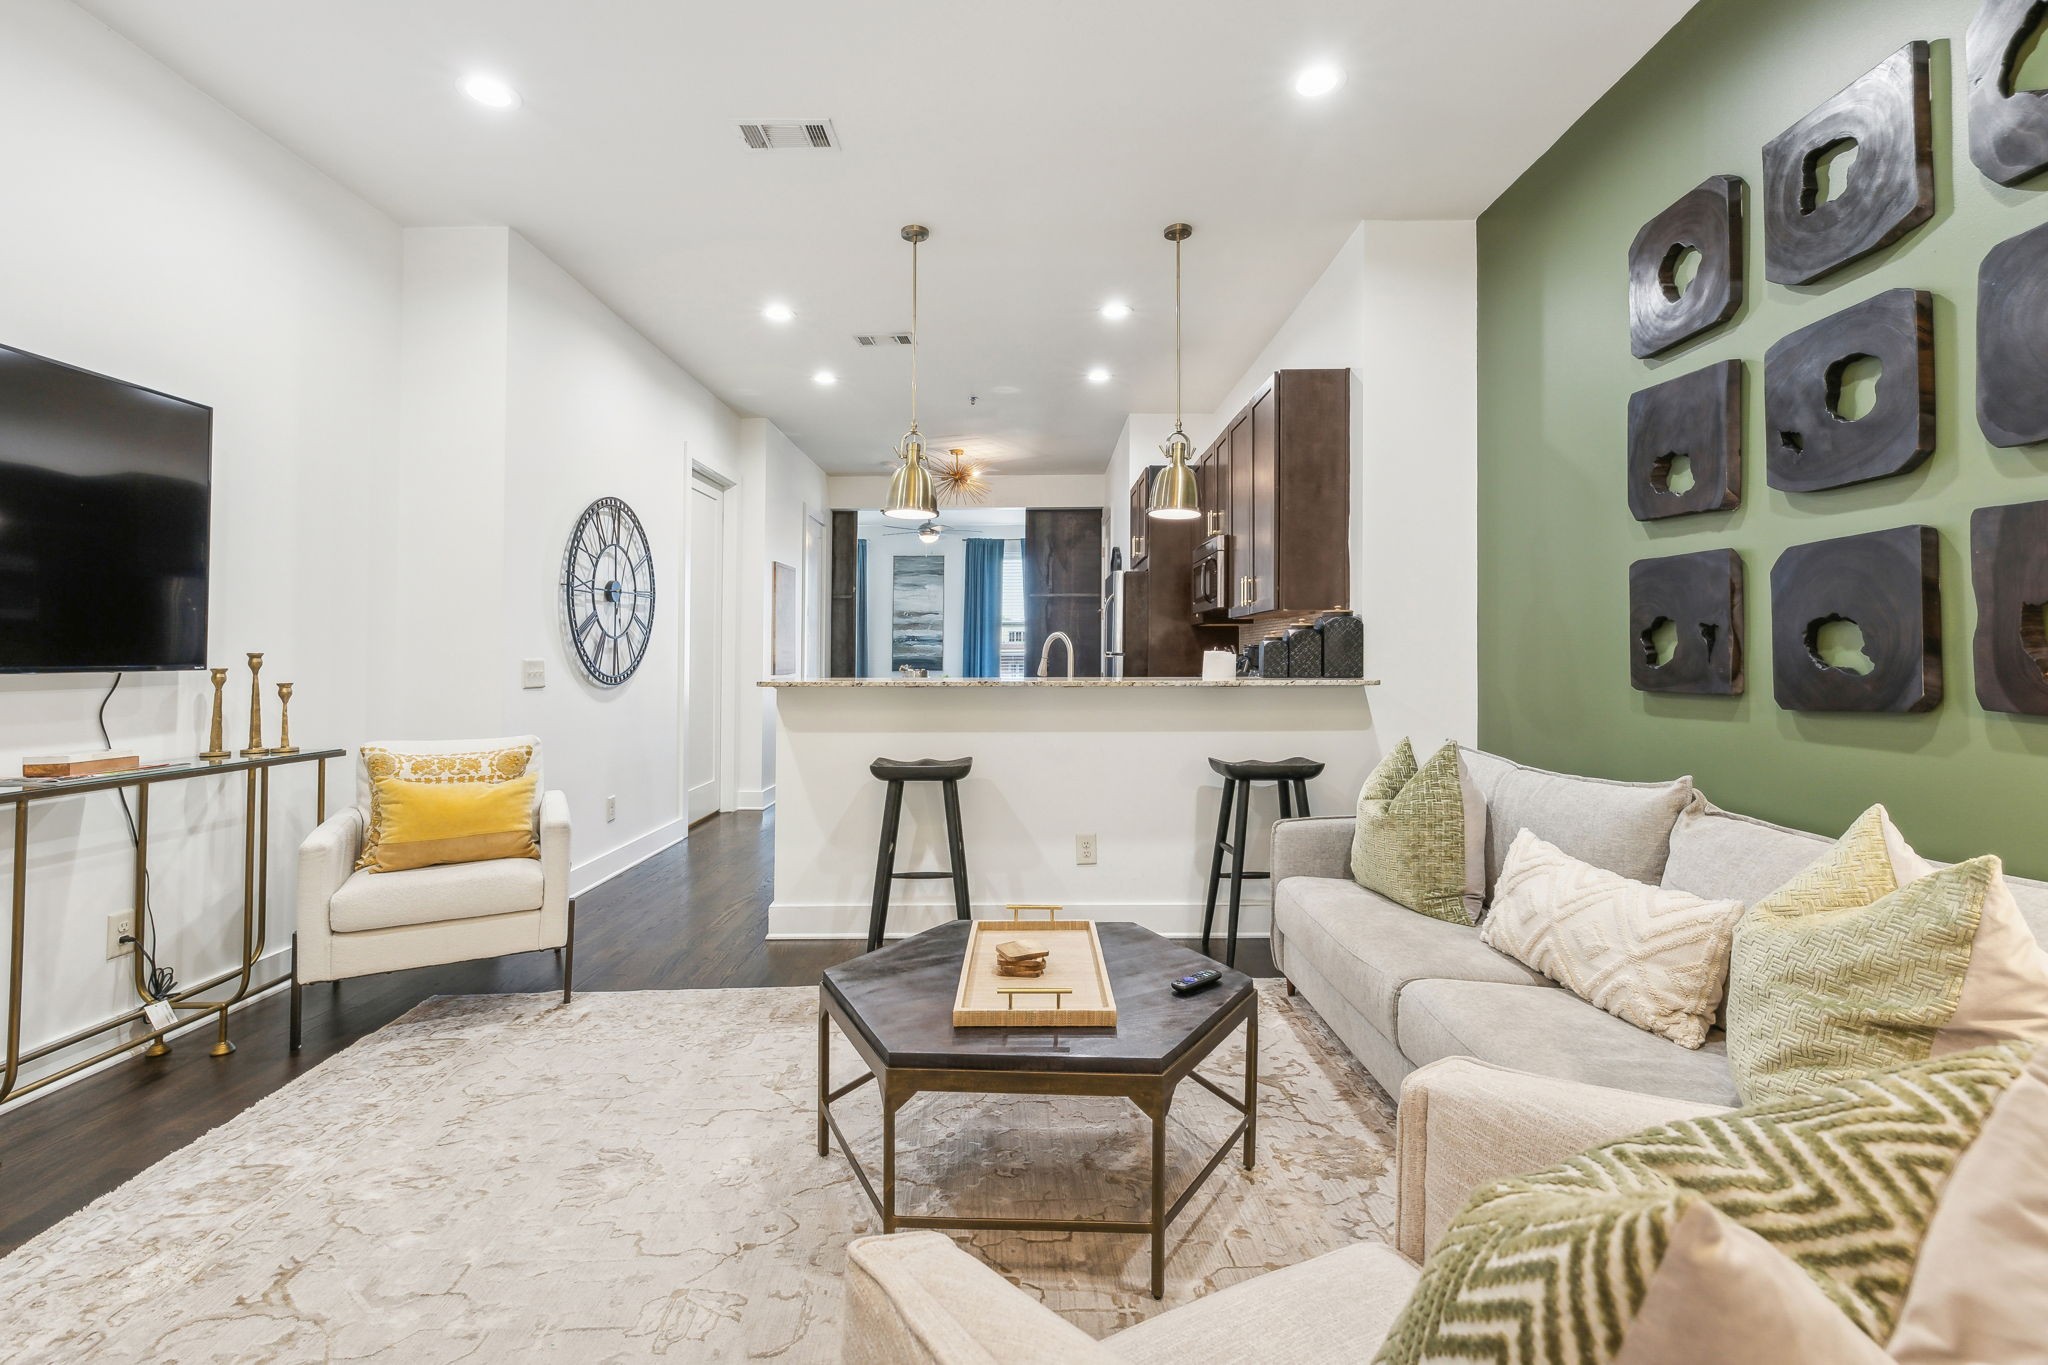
1171,969,1222,996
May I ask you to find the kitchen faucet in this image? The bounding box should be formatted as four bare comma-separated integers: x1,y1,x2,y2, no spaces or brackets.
1037,631,1075,679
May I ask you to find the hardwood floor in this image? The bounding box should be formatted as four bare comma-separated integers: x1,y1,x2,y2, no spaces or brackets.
0,809,1274,1255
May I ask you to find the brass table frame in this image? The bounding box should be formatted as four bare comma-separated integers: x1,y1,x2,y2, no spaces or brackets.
817,983,1257,1299
1,748,345,1105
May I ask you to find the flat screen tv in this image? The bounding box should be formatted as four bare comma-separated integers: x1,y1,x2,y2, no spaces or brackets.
0,344,212,672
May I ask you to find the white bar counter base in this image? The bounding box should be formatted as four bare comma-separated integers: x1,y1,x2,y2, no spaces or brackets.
761,676,1378,941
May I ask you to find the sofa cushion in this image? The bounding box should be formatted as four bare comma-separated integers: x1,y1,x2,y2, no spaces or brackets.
1105,1241,1419,1364
1397,978,1742,1107
1460,749,1693,899
1273,877,1549,1040
328,857,545,933
1349,738,1487,924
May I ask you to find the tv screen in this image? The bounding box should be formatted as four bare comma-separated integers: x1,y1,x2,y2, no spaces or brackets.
0,344,212,673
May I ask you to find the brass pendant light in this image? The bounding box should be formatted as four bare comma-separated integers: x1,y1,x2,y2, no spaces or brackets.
1147,222,1200,521
883,224,939,520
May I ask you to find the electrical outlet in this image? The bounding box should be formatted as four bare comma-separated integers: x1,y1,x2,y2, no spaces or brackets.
1075,834,1098,866
106,911,135,960
605,795,617,822
521,658,546,689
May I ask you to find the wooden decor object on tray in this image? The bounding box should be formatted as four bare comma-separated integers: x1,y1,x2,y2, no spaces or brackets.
22,752,141,779
952,905,1118,1028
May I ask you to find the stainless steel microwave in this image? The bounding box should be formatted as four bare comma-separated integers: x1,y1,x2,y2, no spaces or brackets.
1191,535,1229,616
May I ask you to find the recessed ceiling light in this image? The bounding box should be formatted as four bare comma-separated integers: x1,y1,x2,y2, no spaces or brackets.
1086,367,1111,384
1099,301,1132,321
1293,64,1345,98
762,302,795,323
462,73,522,109
812,370,838,386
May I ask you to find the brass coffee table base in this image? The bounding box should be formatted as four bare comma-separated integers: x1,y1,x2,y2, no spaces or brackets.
817,985,1257,1299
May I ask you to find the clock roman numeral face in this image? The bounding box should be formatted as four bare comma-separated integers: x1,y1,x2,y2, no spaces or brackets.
561,497,655,686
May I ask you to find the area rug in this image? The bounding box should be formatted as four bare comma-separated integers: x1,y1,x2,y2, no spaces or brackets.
0,983,1396,1361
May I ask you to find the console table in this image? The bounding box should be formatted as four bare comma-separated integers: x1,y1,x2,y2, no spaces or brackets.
0,748,345,1104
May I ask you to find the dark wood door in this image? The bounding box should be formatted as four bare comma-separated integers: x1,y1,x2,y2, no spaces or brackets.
1248,387,1279,615
1025,507,1104,675
828,509,858,676
1227,414,1255,616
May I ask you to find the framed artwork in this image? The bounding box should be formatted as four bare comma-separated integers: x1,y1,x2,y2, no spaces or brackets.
1764,288,1934,493
1629,549,1745,695
890,554,945,673
1627,176,1745,358
1761,42,1933,286
771,561,798,676
1770,526,1941,713
1626,360,1743,520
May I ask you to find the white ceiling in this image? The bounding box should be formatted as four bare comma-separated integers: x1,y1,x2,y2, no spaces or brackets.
77,0,1697,474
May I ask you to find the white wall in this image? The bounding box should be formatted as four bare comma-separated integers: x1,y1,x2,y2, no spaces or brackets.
857,522,1020,678
826,472,1104,513
1203,221,1479,752
0,3,828,1103
0,0,398,1095
736,418,829,808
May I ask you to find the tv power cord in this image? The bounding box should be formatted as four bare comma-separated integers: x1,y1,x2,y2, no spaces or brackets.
98,673,176,1001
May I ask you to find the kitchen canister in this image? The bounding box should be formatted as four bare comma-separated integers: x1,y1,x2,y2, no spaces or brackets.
1284,623,1323,678
1202,649,1238,681
1255,632,1290,678
1317,612,1364,678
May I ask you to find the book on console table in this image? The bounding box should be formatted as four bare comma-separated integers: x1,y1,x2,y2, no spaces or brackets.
21,751,141,779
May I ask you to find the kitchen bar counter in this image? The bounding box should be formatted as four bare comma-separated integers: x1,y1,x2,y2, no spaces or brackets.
763,675,1377,941
760,677,1377,688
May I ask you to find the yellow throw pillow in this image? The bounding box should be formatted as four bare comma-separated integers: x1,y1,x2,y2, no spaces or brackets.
356,742,534,869
363,771,539,873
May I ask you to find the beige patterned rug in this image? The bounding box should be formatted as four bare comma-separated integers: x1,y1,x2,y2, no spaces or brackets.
0,984,1395,1361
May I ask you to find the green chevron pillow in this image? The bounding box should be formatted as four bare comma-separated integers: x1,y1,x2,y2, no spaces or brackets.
1727,805,2048,1106
1350,738,1486,924
1375,1043,2035,1365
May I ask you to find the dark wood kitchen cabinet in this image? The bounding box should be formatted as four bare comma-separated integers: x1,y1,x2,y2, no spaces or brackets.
1128,465,1161,568
1222,369,1350,621
1025,507,1103,676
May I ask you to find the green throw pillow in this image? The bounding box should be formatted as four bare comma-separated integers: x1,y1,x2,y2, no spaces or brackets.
1727,805,2048,1106
1349,738,1484,924
1375,1042,2036,1365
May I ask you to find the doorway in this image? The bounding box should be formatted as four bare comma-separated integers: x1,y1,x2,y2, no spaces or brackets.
803,509,827,678
686,471,727,823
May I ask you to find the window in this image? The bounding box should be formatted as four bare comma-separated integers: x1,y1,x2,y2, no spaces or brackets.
999,539,1027,678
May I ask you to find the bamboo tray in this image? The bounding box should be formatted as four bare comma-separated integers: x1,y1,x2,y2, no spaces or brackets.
951,906,1119,1028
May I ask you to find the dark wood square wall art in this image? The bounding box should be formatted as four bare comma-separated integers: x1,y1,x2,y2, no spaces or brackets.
1978,221,2048,447
1968,0,2048,185
1627,176,1745,358
1764,288,1934,492
1629,549,1745,695
1770,526,1942,713
1627,361,1743,520
1762,42,1934,286
1971,500,2048,716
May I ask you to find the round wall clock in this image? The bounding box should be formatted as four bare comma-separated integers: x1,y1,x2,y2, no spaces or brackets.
562,496,655,686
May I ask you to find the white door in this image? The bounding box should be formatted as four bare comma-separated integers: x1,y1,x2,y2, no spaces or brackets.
686,475,724,822
803,511,827,678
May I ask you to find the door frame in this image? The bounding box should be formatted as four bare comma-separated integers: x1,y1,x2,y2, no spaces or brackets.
685,464,739,822
802,504,828,679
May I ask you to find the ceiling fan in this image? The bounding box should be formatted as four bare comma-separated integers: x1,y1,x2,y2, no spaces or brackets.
881,518,951,544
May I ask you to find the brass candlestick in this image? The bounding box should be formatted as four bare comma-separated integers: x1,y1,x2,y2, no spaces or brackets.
240,652,268,757
272,683,298,755
200,668,231,761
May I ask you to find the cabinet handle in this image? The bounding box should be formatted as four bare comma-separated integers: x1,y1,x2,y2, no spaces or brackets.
1206,511,1222,535
1133,534,1145,559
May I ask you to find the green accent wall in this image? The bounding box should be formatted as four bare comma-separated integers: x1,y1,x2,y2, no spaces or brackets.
1477,0,2048,875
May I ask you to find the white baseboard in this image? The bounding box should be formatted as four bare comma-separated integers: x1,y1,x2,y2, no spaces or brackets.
570,818,688,897
766,899,1272,941
0,945,293,1117
736,785,776,811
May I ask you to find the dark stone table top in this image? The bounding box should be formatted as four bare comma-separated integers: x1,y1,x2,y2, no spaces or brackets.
822,920,1254,1074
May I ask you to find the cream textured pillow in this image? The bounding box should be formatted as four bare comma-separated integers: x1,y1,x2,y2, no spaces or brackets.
1349,738,1486,924
1481,828,1743,1048
1728,804,2048,1105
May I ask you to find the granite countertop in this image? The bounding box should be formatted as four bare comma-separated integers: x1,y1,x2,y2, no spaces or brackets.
759,677,1378,688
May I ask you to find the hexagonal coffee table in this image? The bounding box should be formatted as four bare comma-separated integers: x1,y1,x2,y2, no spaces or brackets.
817,920,1257,1298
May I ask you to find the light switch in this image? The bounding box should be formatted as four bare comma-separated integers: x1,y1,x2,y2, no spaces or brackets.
521,658,546,689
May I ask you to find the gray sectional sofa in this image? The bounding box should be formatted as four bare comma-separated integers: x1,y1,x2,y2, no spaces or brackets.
1270,747,2048,1107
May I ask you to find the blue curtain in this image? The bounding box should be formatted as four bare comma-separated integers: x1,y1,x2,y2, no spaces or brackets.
962,538,1003,678
855,539,870,677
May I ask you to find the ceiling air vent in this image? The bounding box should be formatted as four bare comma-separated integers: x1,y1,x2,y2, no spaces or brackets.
853,333,915,347
737,119,838,151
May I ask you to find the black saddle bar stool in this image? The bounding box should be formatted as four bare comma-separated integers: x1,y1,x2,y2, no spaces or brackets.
868,757,974,952
1203,756,1326,968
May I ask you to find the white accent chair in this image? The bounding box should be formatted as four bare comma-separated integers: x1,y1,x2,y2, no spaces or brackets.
291,735,574,1050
